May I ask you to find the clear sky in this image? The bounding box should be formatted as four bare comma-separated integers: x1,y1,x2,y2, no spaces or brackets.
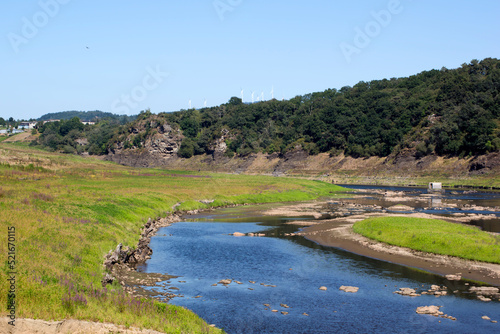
1,0,499,120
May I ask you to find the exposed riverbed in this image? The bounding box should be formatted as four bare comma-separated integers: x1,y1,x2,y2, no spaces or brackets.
137,186,500,333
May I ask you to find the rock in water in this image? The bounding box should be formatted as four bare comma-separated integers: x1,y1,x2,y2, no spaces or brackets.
416,306,443,316
339,286,359,293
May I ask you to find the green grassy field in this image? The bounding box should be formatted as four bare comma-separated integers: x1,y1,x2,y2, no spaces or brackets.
353,216,500,264
0,143,346,333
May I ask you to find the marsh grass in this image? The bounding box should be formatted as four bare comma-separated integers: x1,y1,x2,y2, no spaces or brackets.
0,143,345,333
353,216,500,263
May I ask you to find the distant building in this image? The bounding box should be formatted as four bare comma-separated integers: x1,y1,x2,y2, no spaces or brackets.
19,121,37,129
428,182,443,192
43,119,60,124
81,121,96,125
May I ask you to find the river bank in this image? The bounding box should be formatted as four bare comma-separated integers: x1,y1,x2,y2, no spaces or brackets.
299,213,500,287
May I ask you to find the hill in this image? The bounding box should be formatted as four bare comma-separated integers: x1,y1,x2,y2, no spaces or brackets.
110,58,500,159
32,58,500,182
38,110,136,123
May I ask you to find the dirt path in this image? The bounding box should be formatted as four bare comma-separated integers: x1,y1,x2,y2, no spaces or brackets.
0,317,165,334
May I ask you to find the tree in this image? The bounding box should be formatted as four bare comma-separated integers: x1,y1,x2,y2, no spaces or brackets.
228,96,242,106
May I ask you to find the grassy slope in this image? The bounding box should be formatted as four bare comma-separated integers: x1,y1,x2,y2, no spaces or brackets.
353,216,500,264
0,143,345,333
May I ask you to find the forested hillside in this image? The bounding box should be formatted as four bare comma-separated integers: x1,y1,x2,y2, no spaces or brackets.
38,110,135,123
34,58,500,160
154,58,500,158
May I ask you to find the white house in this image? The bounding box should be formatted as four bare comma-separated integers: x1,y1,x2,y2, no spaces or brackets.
19,121,37,129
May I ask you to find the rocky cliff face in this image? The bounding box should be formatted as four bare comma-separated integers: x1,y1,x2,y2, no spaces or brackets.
107,119,184,167
105,117,500,182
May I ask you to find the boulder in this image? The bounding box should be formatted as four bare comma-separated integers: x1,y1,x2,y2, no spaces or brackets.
101,273,115,287
416,306,443,316
469,286,499,296
395,288,420,297
478,295,492,302
445,274,462,281
319,286,328,291
218,279,232,285
232,232,245,237
339,286,359,293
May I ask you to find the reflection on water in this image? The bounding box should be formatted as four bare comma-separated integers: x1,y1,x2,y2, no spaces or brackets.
139,187,500,333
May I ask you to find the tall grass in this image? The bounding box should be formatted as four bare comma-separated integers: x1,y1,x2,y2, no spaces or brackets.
353,216,500,264
0,143,345,333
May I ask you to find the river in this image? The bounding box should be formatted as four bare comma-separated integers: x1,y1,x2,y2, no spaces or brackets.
138,185,500,333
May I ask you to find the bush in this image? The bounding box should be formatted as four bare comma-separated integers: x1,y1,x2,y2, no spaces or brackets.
178,139,194,158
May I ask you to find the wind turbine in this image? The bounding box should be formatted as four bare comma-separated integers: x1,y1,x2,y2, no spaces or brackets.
261,91,264,102
204,99,207,108
240,88,244,102
270,86,274,99
251,91,255,103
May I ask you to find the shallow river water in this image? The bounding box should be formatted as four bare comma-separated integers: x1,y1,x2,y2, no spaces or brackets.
138,186,500,334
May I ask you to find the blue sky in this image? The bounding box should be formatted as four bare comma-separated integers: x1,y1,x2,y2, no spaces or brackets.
1,0,499,120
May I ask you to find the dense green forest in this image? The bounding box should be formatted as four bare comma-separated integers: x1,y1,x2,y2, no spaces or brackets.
38,110,136,123
33,58,500,159
34,117,125,155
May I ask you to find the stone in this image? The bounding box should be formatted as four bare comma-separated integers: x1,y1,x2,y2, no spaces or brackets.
281,311,289,315
395,288,420,296
416,306,443,316
232,232,245,237
478,296,492,302
101,273,115,287
482,316,491,320
319,286,328,291
218,279,232,285
280,303,290,308
445,274,462,281
469,286,499,295
339,286,359,293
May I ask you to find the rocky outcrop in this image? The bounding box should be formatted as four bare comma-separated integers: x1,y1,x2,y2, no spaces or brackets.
102,215,180,286
107,120,184,168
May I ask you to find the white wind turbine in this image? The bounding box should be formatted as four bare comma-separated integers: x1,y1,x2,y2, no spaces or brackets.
251,91,255,103
271,86,274,99
204,99,207,108
240,88,244,102
261,91,264,101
